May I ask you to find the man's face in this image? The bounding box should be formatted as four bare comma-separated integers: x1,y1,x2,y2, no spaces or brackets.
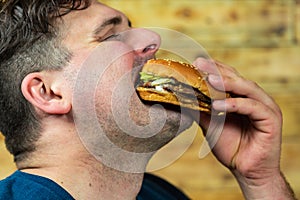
60,0,194,169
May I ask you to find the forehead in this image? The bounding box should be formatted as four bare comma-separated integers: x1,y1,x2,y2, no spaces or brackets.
59,1,126,49
62,1,124,21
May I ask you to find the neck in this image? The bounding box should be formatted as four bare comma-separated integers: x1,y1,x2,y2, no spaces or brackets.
17,122,146,200
20,154,144,200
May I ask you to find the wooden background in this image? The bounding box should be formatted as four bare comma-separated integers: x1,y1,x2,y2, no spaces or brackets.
1,0,300,199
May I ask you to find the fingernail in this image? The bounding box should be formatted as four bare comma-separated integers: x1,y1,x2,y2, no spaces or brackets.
208,74,226,92
193,57,207,66
208,74,222,83
212,100,226,111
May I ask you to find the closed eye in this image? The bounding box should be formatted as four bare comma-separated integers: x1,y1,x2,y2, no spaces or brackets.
102,34,120,41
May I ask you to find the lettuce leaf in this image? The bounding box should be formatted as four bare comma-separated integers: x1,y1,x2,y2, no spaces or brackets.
139,72,174,86
139,72,161,82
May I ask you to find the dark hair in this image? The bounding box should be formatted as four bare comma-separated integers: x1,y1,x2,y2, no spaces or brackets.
0,0,90,162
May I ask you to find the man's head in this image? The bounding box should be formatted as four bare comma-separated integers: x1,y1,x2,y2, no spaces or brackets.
0,0,194,170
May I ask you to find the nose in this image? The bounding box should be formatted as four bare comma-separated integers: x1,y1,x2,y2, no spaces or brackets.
121,28,161,59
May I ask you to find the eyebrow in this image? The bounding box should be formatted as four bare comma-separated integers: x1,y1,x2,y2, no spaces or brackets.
93,16,132,36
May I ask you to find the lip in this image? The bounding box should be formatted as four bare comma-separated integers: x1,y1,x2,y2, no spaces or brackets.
131,64,143,88
131,56,156,88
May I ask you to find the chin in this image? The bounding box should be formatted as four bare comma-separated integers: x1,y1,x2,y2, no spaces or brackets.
131,97,194,151
95,94,194,154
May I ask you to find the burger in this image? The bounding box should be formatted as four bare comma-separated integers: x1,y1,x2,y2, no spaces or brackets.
136,59,229,113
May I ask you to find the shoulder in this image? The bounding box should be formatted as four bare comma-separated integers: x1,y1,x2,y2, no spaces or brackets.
0,171,74,200
137,173,190,200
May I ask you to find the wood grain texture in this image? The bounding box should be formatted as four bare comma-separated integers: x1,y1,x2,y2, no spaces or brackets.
0,135,16,178
1,0,300,199
297,1,300,43
102,0,296,48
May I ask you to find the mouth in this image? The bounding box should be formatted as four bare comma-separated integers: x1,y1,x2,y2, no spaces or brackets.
131,56,156,88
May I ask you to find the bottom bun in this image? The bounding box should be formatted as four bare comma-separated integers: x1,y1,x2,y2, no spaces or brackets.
136,87,211,113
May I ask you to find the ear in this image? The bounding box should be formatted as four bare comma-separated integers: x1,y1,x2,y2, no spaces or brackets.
21,72,71,115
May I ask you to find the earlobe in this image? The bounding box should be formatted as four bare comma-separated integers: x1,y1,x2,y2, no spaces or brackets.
21,72,71,115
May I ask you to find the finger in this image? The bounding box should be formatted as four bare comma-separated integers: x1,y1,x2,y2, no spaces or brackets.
193,58,241,93
193,58,228,94
193,57,219,74
194,58,246,84
213,98,280,133
213,60,241,77
209,74,280,114
210,60,281,115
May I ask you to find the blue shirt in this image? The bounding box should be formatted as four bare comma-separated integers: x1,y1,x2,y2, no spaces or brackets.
0,171,190,200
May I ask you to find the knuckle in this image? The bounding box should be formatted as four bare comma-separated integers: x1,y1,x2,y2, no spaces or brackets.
246,79,259,88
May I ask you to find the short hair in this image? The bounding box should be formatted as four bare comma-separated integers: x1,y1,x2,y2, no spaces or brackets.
0,0,90,162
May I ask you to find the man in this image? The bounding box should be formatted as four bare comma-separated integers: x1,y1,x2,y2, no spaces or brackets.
0,0,297,199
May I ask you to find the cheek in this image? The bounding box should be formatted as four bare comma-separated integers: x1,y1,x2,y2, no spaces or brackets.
72,41,138,134
99,55,134,90
95,50,134,106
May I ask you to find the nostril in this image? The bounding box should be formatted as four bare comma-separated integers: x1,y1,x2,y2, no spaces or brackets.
142,44,157,53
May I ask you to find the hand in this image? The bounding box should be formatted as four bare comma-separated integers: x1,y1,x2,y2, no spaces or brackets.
191,58,296,199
